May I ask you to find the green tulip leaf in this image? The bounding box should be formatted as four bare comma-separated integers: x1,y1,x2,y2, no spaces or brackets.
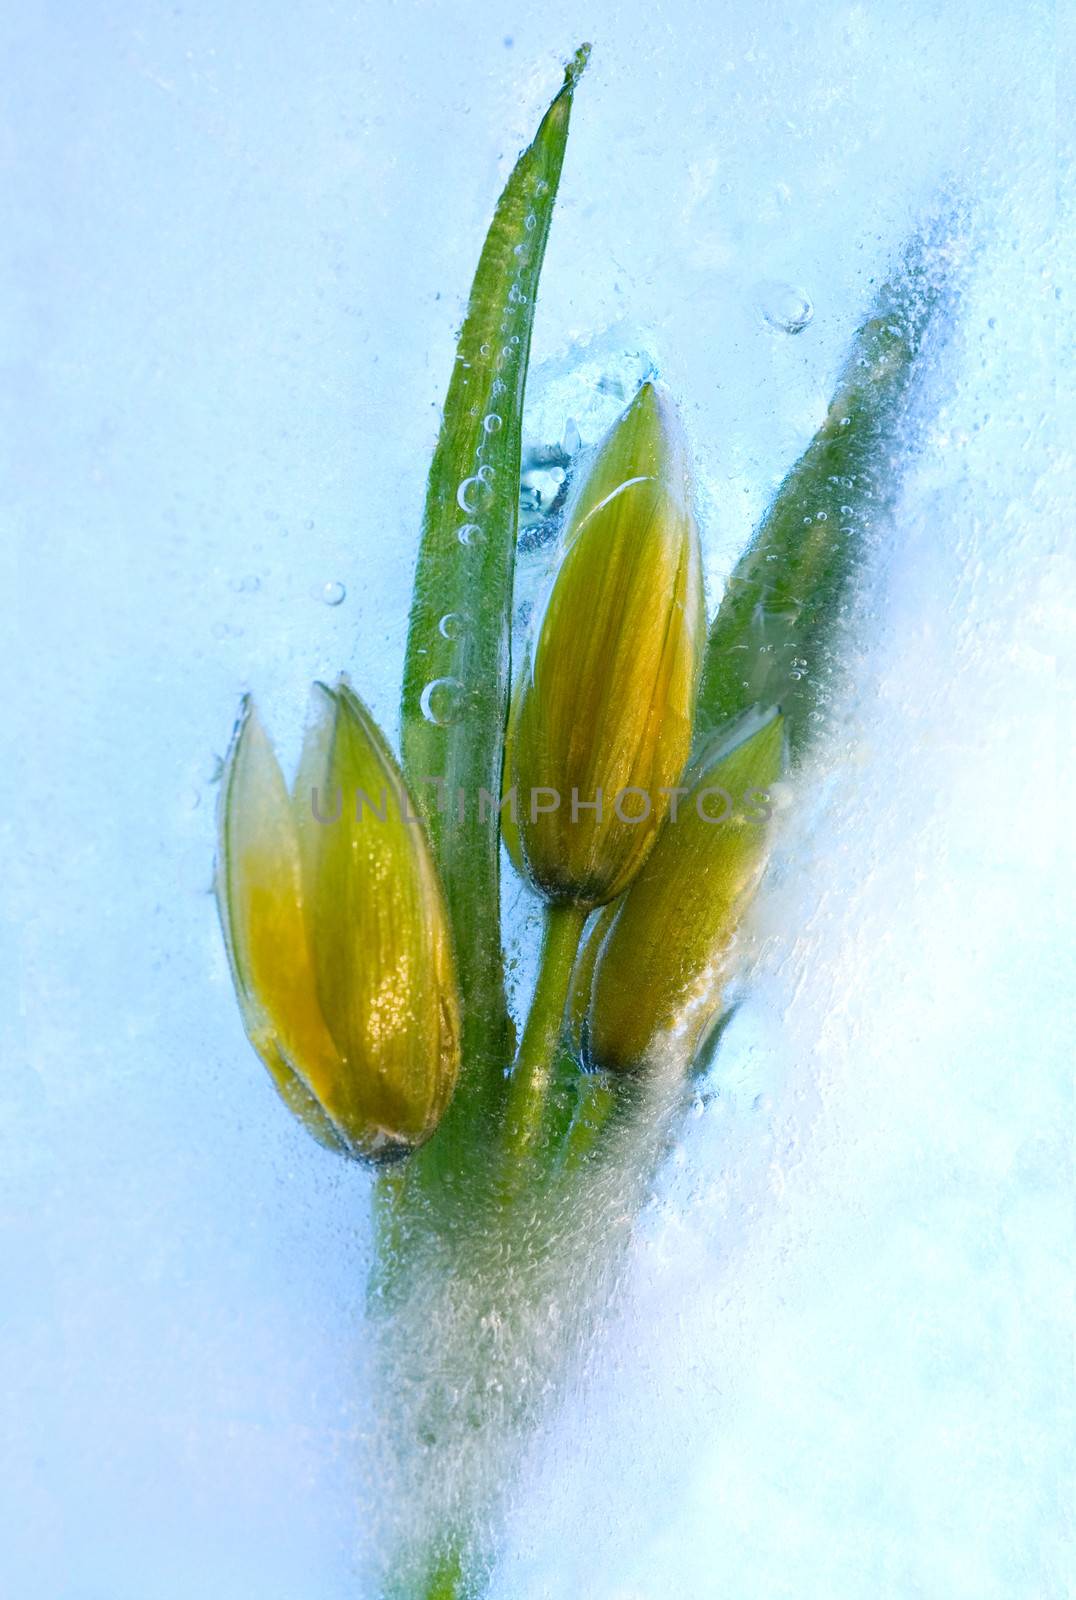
401,46,589,1102
698,232,952,759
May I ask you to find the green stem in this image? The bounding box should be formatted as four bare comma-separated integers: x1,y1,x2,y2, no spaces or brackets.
501,902,588,1169
416,1547,467,1600
557,1070,619,1176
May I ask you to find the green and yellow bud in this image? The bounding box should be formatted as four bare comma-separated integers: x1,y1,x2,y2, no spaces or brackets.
510,382,705,907
584,710,785,1073
216,682,461,1161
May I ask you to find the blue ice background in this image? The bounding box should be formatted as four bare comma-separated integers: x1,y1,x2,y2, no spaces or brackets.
3,2,1070,1597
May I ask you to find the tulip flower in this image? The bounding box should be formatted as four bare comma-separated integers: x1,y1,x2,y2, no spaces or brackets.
584,710,785,1073
499,381,706,1162
216,681,461,1161
204,34,955,1590
510,380,706,909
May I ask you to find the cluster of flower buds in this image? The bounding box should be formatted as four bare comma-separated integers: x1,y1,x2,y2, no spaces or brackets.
216,378,788,1155
505,381,784,1070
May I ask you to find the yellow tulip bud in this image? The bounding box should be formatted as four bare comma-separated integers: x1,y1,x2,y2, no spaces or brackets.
584,711,785,1072
511,382,705,907
215,682,461,1160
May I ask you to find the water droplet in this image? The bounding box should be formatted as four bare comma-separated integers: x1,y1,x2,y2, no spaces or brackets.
840,504,853,515
483,413,502,435
420,677,465,726
479,341,491,358
438,611,465,641
457,475,493,514
535,179,550,196
840,416,851,427
758,282,814,335
477,463,495,484
320,580,346,606
525,212,537,231
815,510,828,522
457,522,482,547
802,516,813,526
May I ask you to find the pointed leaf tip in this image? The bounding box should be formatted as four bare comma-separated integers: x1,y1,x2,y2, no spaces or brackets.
565,43,592,88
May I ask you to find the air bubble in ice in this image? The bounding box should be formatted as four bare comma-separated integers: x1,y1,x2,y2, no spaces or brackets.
457,474,493,514
758,283,814,335
420,677,465,726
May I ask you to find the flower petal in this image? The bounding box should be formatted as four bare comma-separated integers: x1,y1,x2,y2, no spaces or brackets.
215,698,347,1151
303,682,461,1152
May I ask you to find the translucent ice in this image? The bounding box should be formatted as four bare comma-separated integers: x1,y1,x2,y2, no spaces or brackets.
3,2,1067,1597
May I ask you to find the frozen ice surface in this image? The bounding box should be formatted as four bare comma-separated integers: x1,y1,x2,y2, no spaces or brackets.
3,2,1069,1597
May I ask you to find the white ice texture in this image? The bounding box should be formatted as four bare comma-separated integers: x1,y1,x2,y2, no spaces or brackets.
3,2,1070,1597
